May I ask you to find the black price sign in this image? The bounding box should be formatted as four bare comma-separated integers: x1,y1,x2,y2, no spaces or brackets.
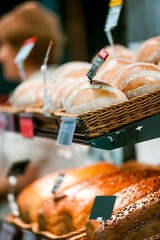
89,196,117,230
7,159,30,177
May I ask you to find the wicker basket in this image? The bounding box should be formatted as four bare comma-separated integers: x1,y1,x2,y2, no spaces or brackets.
55,89,160,139
145,233,160,240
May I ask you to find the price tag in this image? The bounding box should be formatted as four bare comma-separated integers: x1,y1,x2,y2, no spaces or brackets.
7,159,30,177
6,113,15,132
86,49,109,83
19,114,34,138
104,0,123,32
89,196,117,230
22,229,36,240
52,173,65,194
14,37,37,63
0,113,6,134
0,222,15,240
56,117,77,146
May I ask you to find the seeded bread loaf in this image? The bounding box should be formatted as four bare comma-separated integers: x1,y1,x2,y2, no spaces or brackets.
37,169,160,235
86,175,160,239
92,190,160,240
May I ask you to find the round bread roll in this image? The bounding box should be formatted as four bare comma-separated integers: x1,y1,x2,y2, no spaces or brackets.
50,61,91,84
91,44,135,63
62,78,128,114
112,62,160,99
48,61,91,110
134,36,160,64
10,78,47,108
96,58,131,85
104,44,135,62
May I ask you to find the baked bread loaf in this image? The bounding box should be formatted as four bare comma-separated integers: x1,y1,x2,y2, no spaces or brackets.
120,159,160,172
17,162,118,223
62,77,127,114
86,174,160,239
91,190,160,240
111,62,160,99
37,169,160,235
95,59,131,85
48,61,91,110
134,36,160,64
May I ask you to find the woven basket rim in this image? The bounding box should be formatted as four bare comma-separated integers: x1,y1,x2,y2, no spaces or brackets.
54,88,160,118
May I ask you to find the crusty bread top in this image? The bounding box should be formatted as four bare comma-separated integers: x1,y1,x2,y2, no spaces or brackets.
134,36,160,64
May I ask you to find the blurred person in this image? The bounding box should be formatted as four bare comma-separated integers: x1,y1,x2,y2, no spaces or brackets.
0,1,90,220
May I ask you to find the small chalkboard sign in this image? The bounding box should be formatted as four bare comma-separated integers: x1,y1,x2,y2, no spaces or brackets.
89,196,117,230
7,159,30,177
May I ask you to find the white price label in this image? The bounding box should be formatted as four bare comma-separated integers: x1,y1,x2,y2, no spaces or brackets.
22,229,36,240
0,222,15,240
56,117,77,146
104,5,122,32
0,114,6,134
14,37,37,63
104,0,123,32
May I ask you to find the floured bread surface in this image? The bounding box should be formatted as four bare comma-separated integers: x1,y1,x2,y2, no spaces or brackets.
48,61,91,110
50,61,91,85
10,78,47,108
91,44,135,63
111,62,160,99
134,36,160,64
62,78,128,114
96,58,131,85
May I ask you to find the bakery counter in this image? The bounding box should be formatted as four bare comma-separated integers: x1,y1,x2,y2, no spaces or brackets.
1,110,160,150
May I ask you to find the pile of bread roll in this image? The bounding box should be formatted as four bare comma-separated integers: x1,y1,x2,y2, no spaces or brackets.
7,36,160,116
61,36,160,115
15,161,160,239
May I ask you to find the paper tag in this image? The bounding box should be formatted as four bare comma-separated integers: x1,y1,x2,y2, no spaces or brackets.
19,114,34,138
14,37,37,63
6,113,14,132
86,49,109,83
52,173,65,194
56,117,77,146
104,0,123,32
0,222,15,240
0,114,6,134
22,230,36,240
7,159,30,177
89,196,117,220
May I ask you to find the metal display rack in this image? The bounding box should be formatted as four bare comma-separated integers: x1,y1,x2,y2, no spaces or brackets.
2,111,160,150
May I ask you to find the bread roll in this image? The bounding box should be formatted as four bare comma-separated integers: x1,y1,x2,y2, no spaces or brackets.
17,162,118,223
111,62,160,99
48,61,91,110
10,78,46,108
92,190,160,240
62,78,128,114
50,61,91,85
134,36,160,64
92,44,135,63
38,169,160,235
95,59,131,85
